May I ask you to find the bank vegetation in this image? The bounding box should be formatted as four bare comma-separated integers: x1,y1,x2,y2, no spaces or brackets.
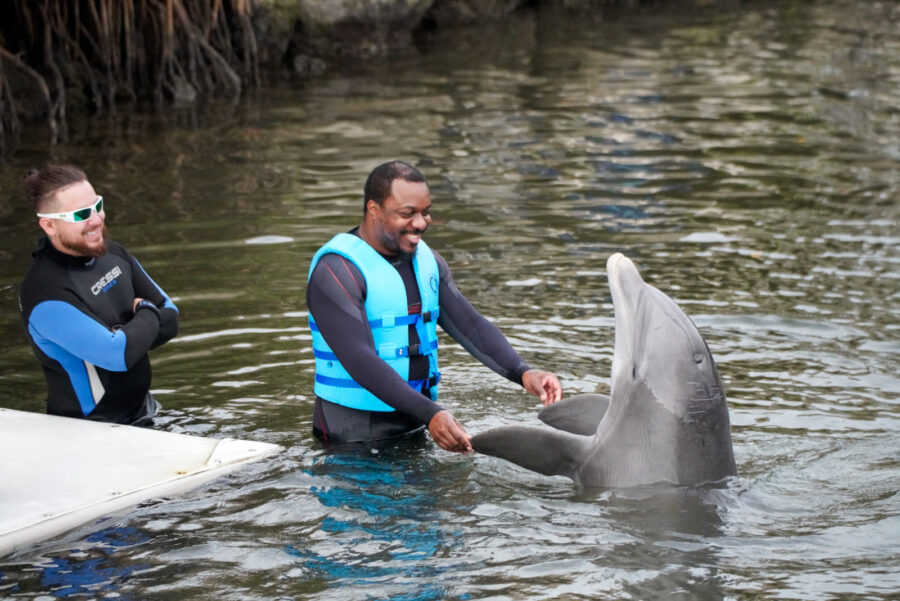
0,0,258,144
0,0,626,146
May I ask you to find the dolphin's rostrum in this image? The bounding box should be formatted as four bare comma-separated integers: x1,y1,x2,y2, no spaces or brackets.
471,253,737,488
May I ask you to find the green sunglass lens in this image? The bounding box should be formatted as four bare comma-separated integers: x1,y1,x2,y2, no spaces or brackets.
72,208,92,222
72,198,102,222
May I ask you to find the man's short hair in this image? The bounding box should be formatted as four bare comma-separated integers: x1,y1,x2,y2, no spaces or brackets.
24,165,87,213
363,161,426,213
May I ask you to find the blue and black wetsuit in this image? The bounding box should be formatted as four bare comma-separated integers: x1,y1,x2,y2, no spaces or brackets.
306,228,531,443
19,237,179,424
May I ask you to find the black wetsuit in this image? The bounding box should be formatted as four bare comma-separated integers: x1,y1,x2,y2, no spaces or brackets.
306,228,531,443
19,237,179,424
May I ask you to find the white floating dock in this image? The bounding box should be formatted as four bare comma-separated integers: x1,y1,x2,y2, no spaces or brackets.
0,407,282,557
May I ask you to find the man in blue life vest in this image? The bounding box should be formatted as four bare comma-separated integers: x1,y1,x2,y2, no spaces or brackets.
19,165,179,425
306,160,562,453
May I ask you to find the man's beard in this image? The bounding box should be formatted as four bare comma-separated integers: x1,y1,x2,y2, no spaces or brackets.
60,223,109,258
378,228,424,258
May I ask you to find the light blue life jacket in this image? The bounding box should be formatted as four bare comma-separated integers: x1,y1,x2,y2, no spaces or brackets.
308,233,441,412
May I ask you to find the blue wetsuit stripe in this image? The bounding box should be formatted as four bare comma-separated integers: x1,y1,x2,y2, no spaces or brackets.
29,300,128,371
29,335,98,415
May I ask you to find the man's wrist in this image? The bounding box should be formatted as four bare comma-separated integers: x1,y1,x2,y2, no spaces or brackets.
135,299,160,317
514,364,533,385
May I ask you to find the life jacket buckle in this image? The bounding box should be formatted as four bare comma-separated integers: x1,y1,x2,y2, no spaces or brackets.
395,344,422,358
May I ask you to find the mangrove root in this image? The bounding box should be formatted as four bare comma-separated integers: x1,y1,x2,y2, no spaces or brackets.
0,0,260,143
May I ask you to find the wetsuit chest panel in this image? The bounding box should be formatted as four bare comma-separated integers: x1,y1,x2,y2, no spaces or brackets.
308,233,440,412
65,254,136,329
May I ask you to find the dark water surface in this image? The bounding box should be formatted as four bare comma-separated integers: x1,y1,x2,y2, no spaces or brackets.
1,0,898,599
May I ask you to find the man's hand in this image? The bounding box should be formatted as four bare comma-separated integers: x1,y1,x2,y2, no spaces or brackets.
132,297,145,312
521,369,563,405
428,410,472,453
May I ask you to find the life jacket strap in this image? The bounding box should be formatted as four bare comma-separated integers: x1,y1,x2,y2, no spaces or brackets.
309,308,440,333
410,372,441,393
315,371,441,392
313,338,437,361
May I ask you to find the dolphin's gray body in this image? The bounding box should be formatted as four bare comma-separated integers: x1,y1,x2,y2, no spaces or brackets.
471,253,736,488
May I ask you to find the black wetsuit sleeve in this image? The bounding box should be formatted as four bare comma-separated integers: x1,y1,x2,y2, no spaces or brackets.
434,251,531,385
306,253,444,426
127,253,179,348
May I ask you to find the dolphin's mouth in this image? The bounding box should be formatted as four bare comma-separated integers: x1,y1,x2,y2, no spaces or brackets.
606,253,644,392
607,252,640,333
607,252,648,309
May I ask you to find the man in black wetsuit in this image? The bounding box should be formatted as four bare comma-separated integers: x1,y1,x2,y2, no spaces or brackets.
19,165,179,425
306,160,562,453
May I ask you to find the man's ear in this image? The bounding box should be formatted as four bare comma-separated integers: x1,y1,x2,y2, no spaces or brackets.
38,217,58,238
366,199,379,216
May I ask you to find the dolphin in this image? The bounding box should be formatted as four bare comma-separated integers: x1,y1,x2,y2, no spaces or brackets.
471,253,736,488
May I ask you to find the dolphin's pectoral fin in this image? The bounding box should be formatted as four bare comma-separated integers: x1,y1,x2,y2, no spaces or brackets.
471,426,589,479
538,393,610,435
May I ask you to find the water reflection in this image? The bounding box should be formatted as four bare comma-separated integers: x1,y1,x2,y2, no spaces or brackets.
1,527,150,600
286,437,470,600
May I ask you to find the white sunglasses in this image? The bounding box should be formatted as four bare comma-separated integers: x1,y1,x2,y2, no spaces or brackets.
37,196,104,223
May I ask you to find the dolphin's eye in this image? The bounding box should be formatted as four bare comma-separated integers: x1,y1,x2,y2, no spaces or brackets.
693,352,704,364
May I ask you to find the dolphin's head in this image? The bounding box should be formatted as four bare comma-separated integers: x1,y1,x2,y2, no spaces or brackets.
607,253,721,418
601,253,736,485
